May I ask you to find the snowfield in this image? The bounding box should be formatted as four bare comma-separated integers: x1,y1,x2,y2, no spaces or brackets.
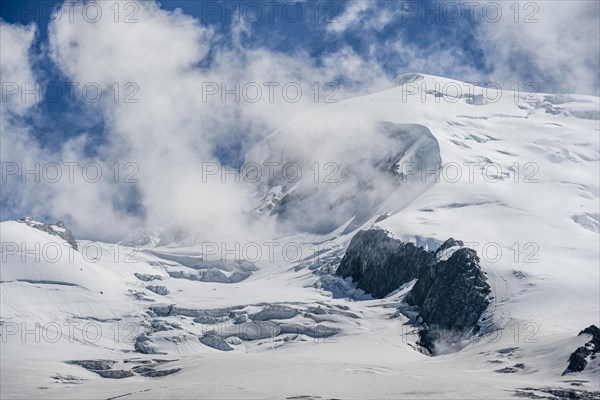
1,74,599,399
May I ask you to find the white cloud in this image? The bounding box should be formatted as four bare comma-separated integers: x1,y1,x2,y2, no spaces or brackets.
7,0,597,242
475,0,600,95
326,1,373,34
0,20,146,241
42,1,393,241
0,21,47,225
0,21,38,115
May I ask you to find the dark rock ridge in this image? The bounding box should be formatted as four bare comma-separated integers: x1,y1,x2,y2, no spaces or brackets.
564,325,600,374
336,228,491,354
336,229,434,298
406,247,491,331
19,217,78,250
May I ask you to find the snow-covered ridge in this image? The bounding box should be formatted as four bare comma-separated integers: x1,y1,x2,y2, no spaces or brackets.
18,217,78,250
2,73,599,399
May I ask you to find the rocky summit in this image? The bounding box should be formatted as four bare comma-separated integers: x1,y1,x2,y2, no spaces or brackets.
564,325,600,374
337,228,491,353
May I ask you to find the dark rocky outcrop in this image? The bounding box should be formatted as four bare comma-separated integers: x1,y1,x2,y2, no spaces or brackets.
433,238,464,257
19,217,78,250
407,247,491,330
336,229,491,354
336,229,434,298
564,325,600,374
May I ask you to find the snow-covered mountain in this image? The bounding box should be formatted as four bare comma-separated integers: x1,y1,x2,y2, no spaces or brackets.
1,74,599,399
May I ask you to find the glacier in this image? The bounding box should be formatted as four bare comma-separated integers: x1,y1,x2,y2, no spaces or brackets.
1,74,599,399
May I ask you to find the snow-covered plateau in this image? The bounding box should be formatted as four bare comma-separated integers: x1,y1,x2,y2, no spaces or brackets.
1,74,599,399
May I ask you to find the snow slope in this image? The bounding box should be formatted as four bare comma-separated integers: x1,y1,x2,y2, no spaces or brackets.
1,74,599,399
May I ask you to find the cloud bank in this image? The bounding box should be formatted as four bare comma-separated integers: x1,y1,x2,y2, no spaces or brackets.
1,0,598,242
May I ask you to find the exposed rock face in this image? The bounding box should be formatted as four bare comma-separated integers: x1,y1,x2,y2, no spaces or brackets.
407,248,491,330
336,229,434,298
564,325,600,374
433,238,464,259
336,229,491,354
19,217,78,250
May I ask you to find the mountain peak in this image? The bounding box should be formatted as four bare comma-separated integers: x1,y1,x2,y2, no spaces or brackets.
18,217,78,250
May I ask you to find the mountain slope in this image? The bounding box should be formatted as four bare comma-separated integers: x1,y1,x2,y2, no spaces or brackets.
1,74,599,399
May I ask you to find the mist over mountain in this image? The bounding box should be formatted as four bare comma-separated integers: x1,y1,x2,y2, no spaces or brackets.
1,1,599,399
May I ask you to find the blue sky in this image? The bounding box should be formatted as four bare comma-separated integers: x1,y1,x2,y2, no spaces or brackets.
2,0,597,158
0,0,491,156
